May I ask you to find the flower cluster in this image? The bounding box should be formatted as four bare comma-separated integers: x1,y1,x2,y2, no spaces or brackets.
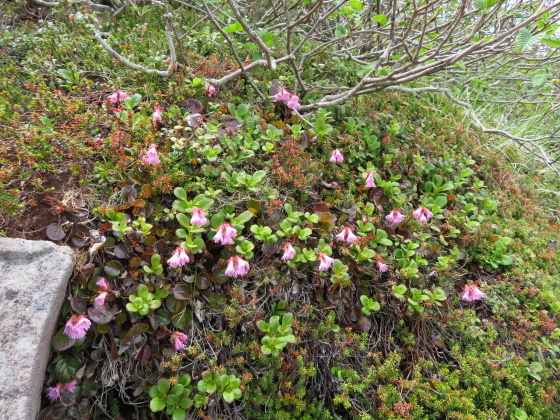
274,88,301,110
47,381,77,401
108,90,127,104
171,331,189,351
64,315,91,340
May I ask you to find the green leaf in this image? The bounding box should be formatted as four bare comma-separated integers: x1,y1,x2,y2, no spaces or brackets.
172,408,186,420
174,187,188,201
373,14,387,25
172,308,193,330
349,0,362,10
176,213,191,229
150,397,166,412
224,21,244,33
54,357,81,382
335,24,347,37
235,210,254,225
532,72,548,87
516,27,545,51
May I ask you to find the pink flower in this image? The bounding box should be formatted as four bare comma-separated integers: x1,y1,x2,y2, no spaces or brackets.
412,206,434,224
190,207,208,226
167,247,190,268
171,331,189,351
461,284,485,302
47,384,62,401
143,144,161,164
225,256,250,277
329,149,344,163
108,90,127,104
318,253,334,271
336,227,358,244
64,315,91,340
286,95,301,110
152,103,163,122
386,210,405,224
214,223,237,245
62,381,77,393
274,88,292,102
94,291,108,307
208,84,216,96
377,261,389,272
47,381,77,401
281,243,296,261
364,171,376,188
96,277,109,291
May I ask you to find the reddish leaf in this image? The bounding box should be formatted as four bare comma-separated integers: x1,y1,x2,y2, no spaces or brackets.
113,244,129,259
358,316,372,332
121,185,137,202
46,223,66,241
70,234,86,247
395,228,412,240
173,284,191,300
262,242,279,257
136,346,152,363
183,98,203,113
313,202,330,213
369,187,385,205
383,226,395,236
104,260,124,277
88,306,114,324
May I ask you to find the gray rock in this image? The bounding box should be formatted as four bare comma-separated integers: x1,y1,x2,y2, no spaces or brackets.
0,238,75,419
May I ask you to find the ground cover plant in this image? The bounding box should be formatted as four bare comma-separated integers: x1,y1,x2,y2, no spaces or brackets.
1,2,560,420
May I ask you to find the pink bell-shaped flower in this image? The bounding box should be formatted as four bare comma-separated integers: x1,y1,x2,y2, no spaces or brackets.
336,227,358,244
461,284,485,302
214,223,237,245
329,149,344,163
376,261,389,272
225,255,250,277
281,243,296,261
152,103,163,122
286,94,301,110
167,247,190,268
171,331,189,350
190,207,208,226
143,144,161,164
412,206,434,224
364,171,376,188
108,90,128,104
318,253,334,271
385,210,405,224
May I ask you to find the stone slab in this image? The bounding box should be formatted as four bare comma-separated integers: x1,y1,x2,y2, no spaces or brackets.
0,238,75,420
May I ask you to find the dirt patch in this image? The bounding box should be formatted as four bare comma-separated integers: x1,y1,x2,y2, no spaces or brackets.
2,171,93,245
